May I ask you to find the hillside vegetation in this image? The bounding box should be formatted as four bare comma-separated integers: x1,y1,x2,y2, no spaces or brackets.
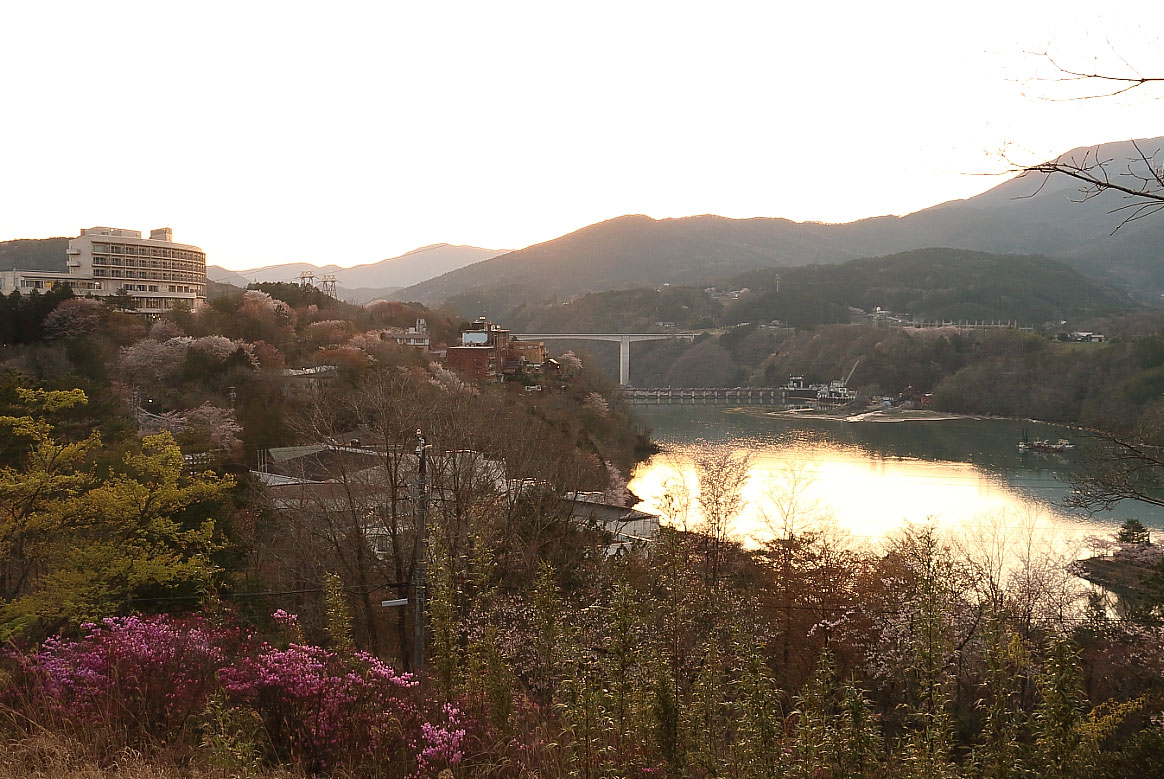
506,248,1133,333
0,237,69,271
727,248,1133,327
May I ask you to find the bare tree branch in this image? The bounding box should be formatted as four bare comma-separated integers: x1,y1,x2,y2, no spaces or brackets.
1034,49,1164,100
1007,49,1164,230
1066,429,1164,513
1009,141,1164,233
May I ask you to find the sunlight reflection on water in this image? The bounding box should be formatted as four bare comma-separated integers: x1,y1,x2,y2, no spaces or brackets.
629,437,1098,557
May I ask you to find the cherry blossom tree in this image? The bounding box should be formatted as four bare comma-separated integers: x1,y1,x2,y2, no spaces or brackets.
583,391,610,417
154,402,243,451
427,362,476,395
148,318,185,342
190,335,258,367
42,298,107,340
558,350,583,376
119,337,189,387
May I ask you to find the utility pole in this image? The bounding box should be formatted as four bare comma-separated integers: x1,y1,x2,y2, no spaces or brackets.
412,429,429,672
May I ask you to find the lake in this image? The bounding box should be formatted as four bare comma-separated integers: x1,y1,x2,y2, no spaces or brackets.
628,406,1164,554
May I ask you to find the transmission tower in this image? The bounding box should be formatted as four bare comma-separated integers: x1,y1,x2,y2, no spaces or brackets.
321,274,338,298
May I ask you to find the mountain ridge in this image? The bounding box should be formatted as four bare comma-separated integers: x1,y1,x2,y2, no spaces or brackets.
400,137,1164,307
208,242,508,292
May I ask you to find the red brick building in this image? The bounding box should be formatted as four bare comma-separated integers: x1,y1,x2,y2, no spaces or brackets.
445,317,546,381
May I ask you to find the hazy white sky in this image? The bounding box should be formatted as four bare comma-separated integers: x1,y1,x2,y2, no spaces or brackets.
1,1,1161,270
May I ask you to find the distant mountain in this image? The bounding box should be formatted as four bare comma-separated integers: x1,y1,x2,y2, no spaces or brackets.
401,137,1164,309
208,243,508,297
0,237,70,271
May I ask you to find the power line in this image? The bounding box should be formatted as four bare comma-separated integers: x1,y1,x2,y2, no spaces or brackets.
123,582,410,605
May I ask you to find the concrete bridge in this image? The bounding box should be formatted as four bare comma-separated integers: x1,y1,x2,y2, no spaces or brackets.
516,332,697,385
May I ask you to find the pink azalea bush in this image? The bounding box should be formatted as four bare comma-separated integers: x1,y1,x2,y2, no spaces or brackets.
219,642,423,771
415,702,468,776
17,615,237,740
6,612,467,775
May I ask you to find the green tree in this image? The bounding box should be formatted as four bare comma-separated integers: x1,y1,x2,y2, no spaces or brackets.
0,387,231,639
792,651,883,779
103,288,138,311
1029,638,1144,779
1117,518,1150,545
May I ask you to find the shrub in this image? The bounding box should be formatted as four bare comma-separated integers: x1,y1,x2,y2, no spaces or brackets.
16,615,239,742
6,613,467,776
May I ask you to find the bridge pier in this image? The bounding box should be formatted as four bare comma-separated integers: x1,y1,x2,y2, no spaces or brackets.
515,332,697,387
619,336,631,386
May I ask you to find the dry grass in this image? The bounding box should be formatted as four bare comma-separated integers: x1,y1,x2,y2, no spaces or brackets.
0,732,304,779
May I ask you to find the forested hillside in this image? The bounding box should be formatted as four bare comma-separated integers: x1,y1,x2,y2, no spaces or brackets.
505,248,1133,333
0,237,68,271
726,248,1133,327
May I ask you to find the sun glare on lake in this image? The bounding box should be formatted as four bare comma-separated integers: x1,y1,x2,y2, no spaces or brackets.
629,439,1096,556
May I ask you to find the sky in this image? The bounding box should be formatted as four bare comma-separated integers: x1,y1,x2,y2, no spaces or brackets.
1,1,1161,271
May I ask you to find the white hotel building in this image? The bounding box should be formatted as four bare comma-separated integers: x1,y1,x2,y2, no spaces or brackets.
0,227,206,313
